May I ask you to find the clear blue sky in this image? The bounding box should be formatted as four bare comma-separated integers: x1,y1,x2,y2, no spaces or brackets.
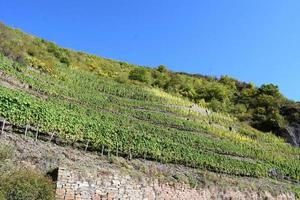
1,0,300,101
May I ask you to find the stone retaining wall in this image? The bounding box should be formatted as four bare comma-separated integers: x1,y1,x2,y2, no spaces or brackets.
55,167,204,200
55,168,295,200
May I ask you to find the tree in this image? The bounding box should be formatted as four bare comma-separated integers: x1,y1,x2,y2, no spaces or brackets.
252,93,285,132
164,74,183,93
219,75,237,90
258,84,281,97
238,84,257,106
196,81,231,102
157,65,168,73
151,70,170,88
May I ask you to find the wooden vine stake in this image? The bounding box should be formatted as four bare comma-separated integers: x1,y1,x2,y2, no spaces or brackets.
49,132,55,142
35,127,39,141
24,124,29,137
101,145,104,156
1,119,5,136
116,142,119,157
85,140,89,152
129,148,132,160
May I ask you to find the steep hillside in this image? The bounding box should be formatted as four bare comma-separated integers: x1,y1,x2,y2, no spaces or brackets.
0,22,300,198
0,22,300,147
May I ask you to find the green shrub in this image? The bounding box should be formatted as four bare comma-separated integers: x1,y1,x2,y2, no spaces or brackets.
129,68,151,83
115,72,129,83
25,56,46,70
0,169,55,200
0,145,13,164
156,65,168,73
60,56,70,66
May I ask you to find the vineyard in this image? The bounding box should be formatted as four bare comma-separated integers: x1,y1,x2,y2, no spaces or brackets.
0,53,300,186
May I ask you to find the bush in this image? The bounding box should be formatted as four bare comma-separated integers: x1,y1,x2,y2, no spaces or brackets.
25,56,46,71
0,169,55,200
60,56,70,66
115,72,129,83
0,145,13,164
157,65,168,73
129,68,151,83
151,70,170,88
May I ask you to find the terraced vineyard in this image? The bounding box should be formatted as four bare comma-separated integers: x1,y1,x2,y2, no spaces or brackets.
1,53,300,186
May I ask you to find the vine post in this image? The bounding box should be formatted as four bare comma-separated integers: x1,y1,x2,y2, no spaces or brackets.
85,140,89,152
49,132,55,142
116,142,119,157
1,119,5,136
24,124,29,137
101,144,104,156
35,127,39,141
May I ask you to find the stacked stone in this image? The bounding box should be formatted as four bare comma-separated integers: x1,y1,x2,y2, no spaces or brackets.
55,167,295,200
55,167,206,200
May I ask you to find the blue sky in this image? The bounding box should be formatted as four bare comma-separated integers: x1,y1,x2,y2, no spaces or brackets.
0,0,300,100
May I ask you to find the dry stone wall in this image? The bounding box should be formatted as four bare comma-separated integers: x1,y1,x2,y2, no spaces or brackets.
55,168,295,200
55,167,202,200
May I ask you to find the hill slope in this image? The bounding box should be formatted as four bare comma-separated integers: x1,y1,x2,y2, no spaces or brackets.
0,22,300,196
0,22,300,147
